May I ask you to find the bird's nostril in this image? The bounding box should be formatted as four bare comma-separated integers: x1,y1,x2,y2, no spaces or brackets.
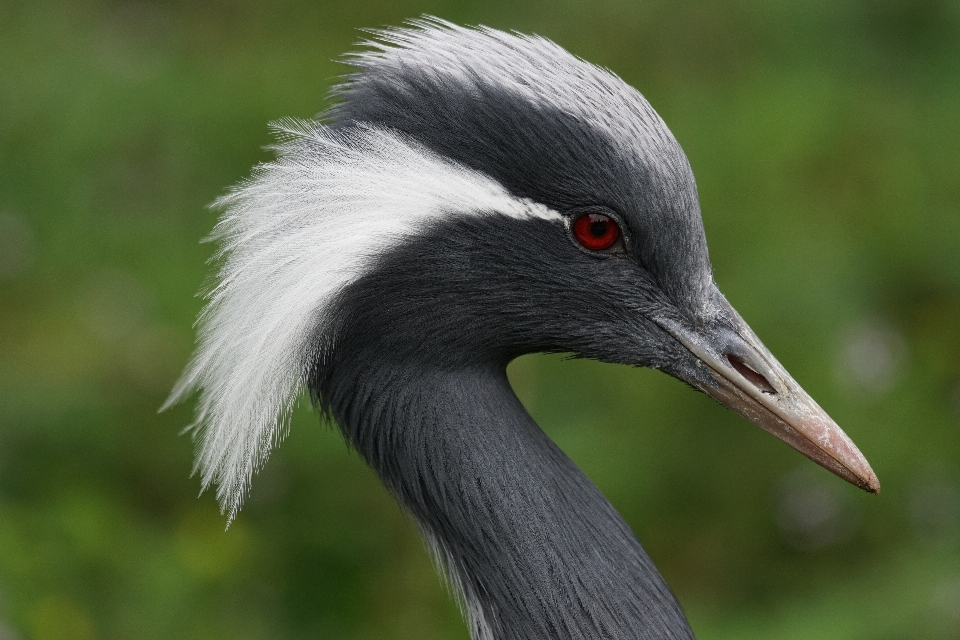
726,354,777,395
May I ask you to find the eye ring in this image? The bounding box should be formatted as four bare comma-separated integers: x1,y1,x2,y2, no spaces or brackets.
567,209,626,254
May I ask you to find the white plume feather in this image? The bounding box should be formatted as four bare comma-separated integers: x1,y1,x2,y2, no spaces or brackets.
164,120,557,521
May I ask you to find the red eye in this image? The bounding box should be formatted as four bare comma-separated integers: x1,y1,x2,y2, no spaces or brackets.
572,213,621,251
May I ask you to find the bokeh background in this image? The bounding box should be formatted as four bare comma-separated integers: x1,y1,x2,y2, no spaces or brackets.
2,0,960,638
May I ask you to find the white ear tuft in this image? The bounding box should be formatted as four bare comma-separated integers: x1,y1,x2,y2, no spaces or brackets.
164,121,557,521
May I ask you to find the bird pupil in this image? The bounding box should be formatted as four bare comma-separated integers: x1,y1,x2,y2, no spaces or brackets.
571,212,620,252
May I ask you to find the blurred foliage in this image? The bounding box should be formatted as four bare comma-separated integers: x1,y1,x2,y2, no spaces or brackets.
1,0,959,638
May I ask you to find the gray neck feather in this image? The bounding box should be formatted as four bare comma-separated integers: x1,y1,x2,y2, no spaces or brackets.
319,361,695,640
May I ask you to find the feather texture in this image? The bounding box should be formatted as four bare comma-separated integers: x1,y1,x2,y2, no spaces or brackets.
164,121,558,519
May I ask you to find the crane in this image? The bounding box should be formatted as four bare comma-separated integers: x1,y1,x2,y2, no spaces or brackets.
166,18,879,639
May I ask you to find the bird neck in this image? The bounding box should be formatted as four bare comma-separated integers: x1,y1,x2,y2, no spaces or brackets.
319,360,694,640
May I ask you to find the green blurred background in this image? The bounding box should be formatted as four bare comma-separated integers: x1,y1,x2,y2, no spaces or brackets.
2,0,959,638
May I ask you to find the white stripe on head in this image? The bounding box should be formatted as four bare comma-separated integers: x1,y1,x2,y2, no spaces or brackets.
165,119,559,520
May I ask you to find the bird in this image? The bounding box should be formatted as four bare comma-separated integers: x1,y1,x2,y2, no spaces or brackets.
165,18,880,640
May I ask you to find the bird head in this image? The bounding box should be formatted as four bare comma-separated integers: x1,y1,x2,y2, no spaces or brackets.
166,18,878,519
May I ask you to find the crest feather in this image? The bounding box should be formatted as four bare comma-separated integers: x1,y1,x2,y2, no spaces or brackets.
165,119,557,521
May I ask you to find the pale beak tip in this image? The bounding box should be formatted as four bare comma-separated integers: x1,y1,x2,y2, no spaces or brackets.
860,470,881,495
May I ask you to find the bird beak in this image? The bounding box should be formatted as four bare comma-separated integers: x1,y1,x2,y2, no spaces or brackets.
655,310,880,494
